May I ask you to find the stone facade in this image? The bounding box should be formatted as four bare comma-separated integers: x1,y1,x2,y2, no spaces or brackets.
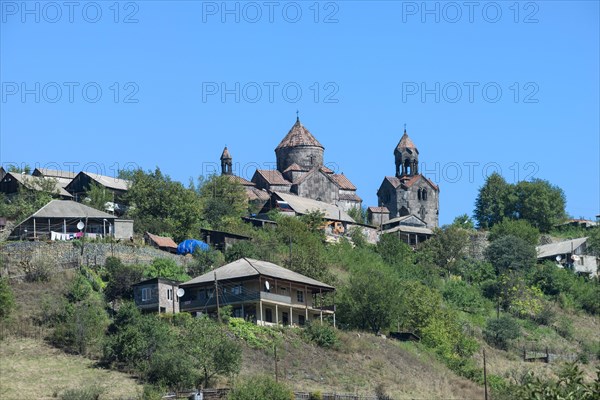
133,277,181,313
375,129,440,228
251,117,362,212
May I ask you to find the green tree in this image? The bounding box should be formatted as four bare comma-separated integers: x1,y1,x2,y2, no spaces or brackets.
145,258,190,282
228,376,294,400
347,206,367,224
376,234,414,267
418,225,470,276
451,213,475,230
0,277,15,321
513,179,567,232
84,181,113,212
182,316,242,387
488,218,540,246
124,168,202,241
517,363,600,400
197,174,248,229
337,264,401,333
483,315,520,350
474,173,514,229
485,235,537,275
586,226,600,256
104,258,144,302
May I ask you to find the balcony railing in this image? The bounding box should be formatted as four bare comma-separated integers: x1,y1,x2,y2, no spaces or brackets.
180,289,297,311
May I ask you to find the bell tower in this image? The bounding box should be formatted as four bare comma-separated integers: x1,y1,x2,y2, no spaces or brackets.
394,127,419,177
220,146,232,175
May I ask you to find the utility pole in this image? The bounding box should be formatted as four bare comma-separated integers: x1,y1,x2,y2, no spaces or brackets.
214,271,221,323
483,349,489,400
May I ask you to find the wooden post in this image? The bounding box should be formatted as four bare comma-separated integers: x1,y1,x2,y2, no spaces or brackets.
304,285,308,322
275,304,279,325
333,291,336,328
33,218,36,240
483,349,488,400
215,271,221,323
319,288,323,324
259,300,263,326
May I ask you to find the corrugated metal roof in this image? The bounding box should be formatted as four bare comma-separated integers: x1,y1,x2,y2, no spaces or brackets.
82,172,130,191
536,238,588,259
276,118,324,150
246,187,271,201
382,225,433,235
181,257,334,290
330,173,357,190
31,200,117,219
33,168,77,179
7,173,73,198
146,232,178,249
255,170,291,185
273,191,355,223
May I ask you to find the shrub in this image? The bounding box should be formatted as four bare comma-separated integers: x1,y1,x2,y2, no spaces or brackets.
483,316,520,350
25,255,53,282
303,322,339,349
228,375,293,400
442,278,487,313
309,391,323,400
0,277,15,321
60,384,104,400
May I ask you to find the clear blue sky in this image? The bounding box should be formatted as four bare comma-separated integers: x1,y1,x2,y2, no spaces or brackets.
1,1,599,225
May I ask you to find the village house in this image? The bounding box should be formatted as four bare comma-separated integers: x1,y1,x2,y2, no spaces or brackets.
132,277,182,313
200,228,251,251
7,200,133,241
145,232,178,254
179,258,335,327
536,237,598,277
65,171,130,214
0,171,73,199
32,167,76,190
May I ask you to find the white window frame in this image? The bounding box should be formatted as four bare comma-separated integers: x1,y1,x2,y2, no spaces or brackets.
297,290,304,303
167,288,173,301
142,287,151,302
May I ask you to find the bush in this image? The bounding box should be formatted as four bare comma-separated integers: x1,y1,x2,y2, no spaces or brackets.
483,316,520,350
0,277,15,321
60,384,104,400
25,256,53,282
309,391,323,400
303,322,339,349
442,278,487,313
228,375,293,400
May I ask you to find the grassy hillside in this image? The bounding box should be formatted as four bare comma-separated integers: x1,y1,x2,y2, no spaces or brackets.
0,337,143,400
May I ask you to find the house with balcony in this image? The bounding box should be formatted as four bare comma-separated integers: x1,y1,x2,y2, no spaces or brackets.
179,258,335,327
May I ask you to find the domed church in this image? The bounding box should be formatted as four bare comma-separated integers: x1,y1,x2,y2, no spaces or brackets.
250,117,362,212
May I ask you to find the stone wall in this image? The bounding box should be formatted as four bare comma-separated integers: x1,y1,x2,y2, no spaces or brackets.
0,241,189,280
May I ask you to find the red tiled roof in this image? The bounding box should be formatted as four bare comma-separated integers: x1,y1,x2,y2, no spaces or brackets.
276,118,324,150
146,232,178,249
385,176,402,188
385,175,439,190
330,173,357,190
368,206,389,213
255,170,291,185
320,166,334,174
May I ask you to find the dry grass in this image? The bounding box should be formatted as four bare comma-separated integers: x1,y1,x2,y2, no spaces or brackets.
235,329,484,399
0,337,142,400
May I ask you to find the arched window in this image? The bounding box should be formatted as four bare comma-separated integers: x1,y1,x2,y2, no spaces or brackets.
422,188,428,201
417,188,422,200
404,159,411,175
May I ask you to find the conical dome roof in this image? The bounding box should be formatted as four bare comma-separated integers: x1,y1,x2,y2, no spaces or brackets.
220,146,232,160
276,118,324,150
396,130,417,150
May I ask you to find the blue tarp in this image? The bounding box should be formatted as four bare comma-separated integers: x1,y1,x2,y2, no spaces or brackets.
177,239,210,255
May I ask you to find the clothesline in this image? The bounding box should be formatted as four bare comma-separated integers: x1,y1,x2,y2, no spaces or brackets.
50,231,103,241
